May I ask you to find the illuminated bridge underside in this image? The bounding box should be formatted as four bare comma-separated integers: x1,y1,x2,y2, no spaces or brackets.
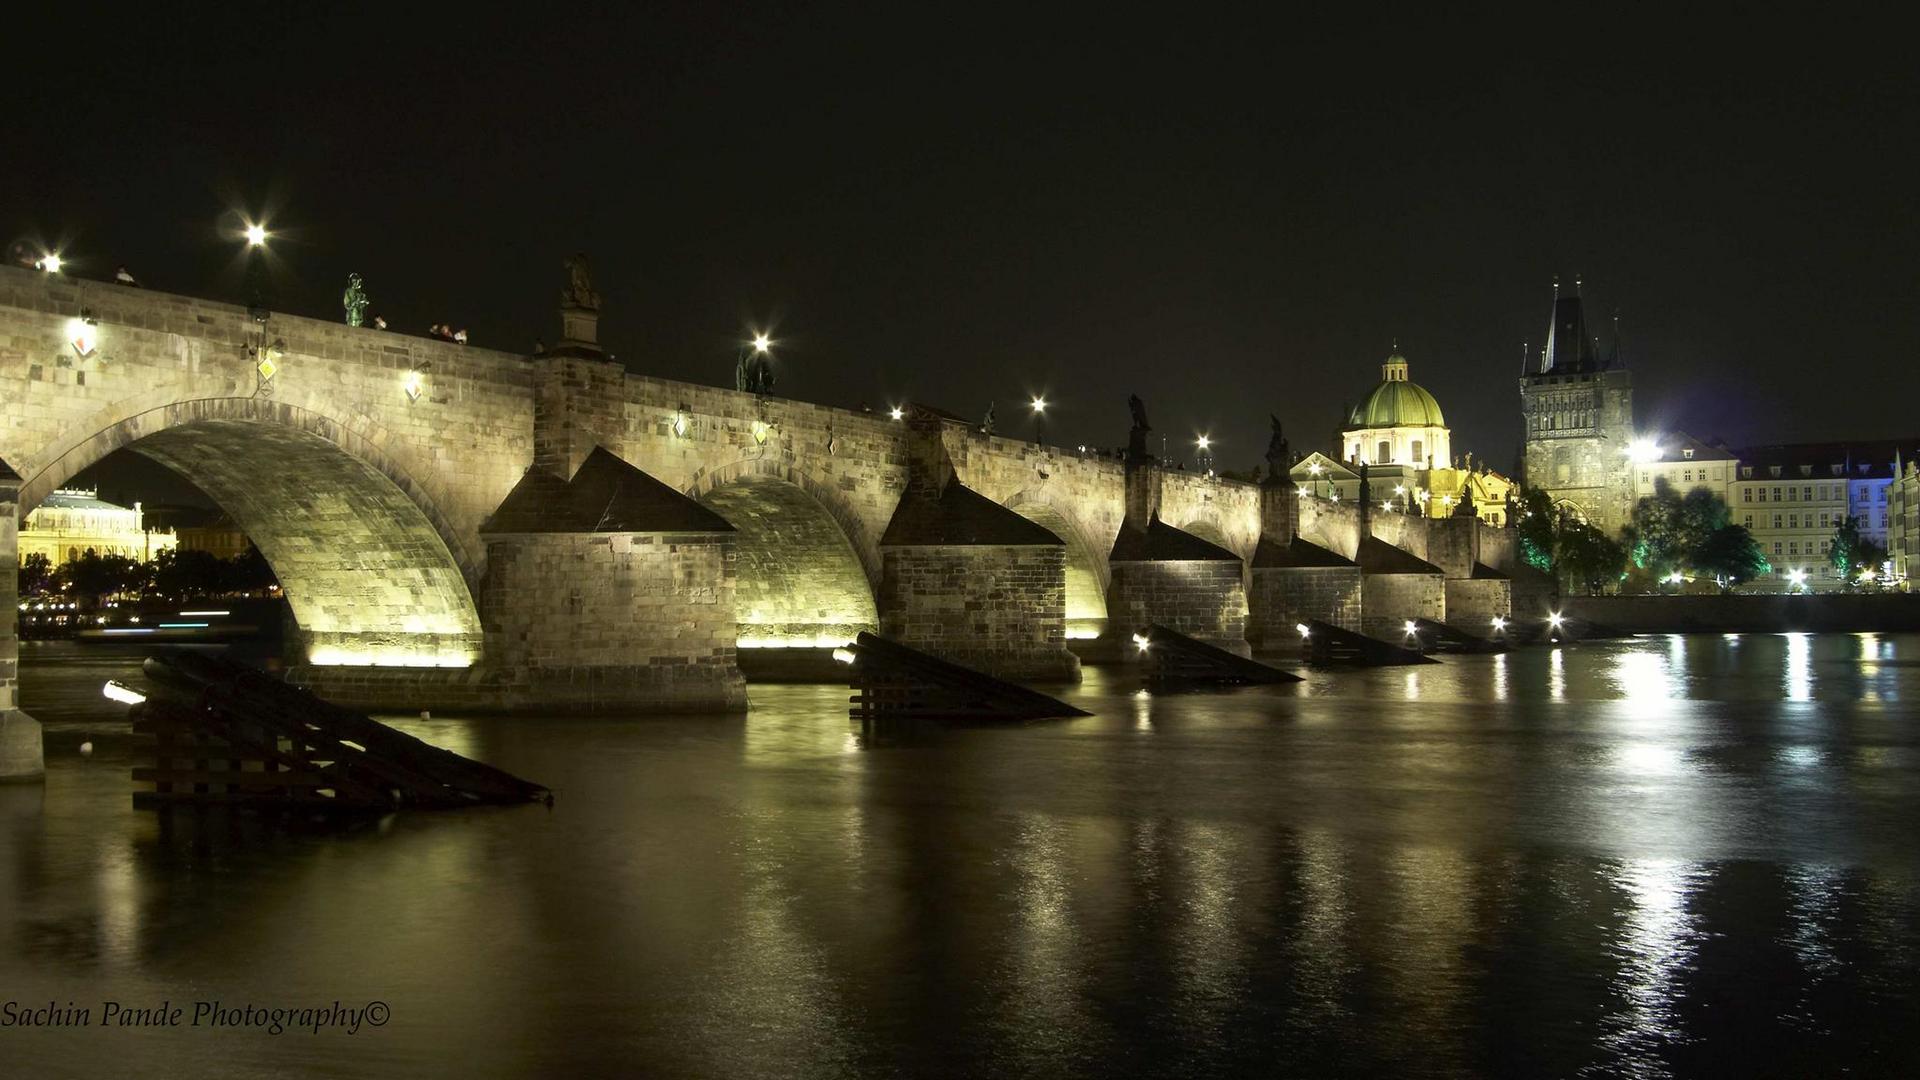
131,420,482,666
696,477,877,648
1008,501,1108,638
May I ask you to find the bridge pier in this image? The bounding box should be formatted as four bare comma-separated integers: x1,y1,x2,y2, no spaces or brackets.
1106,463,1250,657
878,412,1080,681
0,461,43,781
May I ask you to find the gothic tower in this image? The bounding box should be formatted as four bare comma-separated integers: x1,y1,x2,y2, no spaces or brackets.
1518,281,1635,531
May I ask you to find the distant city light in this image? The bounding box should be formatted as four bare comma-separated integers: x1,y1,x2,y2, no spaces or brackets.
1030,396,1047,414
1548,612,1564,627
1667,570,1685,585
1788,568,1808,590
1490,616,1507,630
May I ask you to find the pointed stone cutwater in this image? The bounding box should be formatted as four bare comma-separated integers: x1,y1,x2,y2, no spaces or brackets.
0,455,43,781
878,407,1081,681
475,446,746,713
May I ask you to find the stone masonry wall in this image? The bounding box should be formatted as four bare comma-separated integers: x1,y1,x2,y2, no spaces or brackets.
1443,579,1512,631
1108,560,1250,656
879,545,1079,681
1249,566,1364,651
1,468,42,779
476,531,746,712
1361,574,1446,640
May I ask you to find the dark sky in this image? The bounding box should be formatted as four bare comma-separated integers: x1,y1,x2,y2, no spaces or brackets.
8,7,1917,484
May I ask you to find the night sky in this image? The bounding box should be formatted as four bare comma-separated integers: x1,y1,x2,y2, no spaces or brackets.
7,8,1917,489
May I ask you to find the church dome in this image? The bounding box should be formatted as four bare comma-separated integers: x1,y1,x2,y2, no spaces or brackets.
1346,352,1445,428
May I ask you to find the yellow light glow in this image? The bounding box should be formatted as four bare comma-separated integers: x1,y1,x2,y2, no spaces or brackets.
66,317,97,357
403,370,425,401
1490,616,1507,630
752,333,772,353
831,647,857,665
1030,396,1047,414
751,419,771,444
1404,620,1418,635
1549,612,1564,627
1195,434,1211,450
735,634,866,649
39,253,62,274
1296,623,1311,637
102,680,147,705
671,411,688,437
306,646,477,668
245,223,268,247
889,406,904,421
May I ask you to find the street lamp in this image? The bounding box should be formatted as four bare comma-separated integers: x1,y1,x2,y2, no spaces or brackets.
244,223,269,247
37,252,62,274
889,405,905,421
1788,567,1808,593
752,333,772,353
1308,460,1324,499
1195,433,1213,475
1394,484,1407,512
1030,396,1047,445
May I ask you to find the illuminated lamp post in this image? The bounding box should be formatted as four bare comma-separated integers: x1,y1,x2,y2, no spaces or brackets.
1195,434,1214,476
1030,396,1047,445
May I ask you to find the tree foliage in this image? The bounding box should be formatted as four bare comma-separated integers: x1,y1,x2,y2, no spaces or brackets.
17,552,53,596
56,548,147,602
1556,521,1628,592
1517,488,1556,573
1830,516,1888,582
1628,479,1729,576
1693,524,1772,590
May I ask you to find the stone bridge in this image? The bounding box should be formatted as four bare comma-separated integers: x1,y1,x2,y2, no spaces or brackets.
0,265,1529,778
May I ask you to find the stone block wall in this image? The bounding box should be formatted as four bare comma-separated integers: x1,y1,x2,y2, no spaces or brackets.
1248,566,1364,651
879,545,1080,681
534,354,628,480
1107,560,1250,656
476,530,746,712
1360,573,1445,640
1,469,43,780
1444,578,1512,631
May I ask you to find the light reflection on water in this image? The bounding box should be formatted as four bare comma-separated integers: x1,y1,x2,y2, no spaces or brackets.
4,636,1920,1078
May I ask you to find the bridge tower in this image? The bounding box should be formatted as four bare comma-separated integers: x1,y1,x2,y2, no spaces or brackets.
1518,280,1635,531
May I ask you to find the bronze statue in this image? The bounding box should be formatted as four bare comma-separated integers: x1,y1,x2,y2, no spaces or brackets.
342,274,369,328
981,402,996,436
1263,414,1290,484
1126,394,1152,464
562,253,601,311
734,344,775,395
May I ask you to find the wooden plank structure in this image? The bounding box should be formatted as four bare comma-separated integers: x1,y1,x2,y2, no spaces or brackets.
1302,619,1438,667
1412,618,1510,655
1135,624,1302,687
842,632,1089,722
128,653,550,813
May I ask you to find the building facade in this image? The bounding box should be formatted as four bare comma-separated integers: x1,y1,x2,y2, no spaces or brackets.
1519,287,1636,532
1725,443,1912,590
17,488,175,567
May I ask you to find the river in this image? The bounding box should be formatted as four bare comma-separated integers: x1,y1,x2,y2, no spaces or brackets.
2,634,1917,1077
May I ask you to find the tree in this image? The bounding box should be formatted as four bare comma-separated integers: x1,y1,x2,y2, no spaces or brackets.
1692,524,1772,591
1628,478,1729,577
1830,516,1888,583
226,544,279,594
1557,522,1628,593
57,548,146,604
148,548,227,599
17,552,53,597
1517,488,1556,573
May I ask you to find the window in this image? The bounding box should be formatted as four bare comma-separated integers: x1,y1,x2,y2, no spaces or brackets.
1789,542,1799,555
1683,470,1694,483
1789,514,1798,528
1820,511,1831,528
1773,514,1782,528
1377,440,1391,462
1742,489,1752,503
1683,448,1696,460
1773,542,1783,555
1744,514,1754,528
1804,486,1813,501
1788,488,1798,501
1411,439,1424,462
1772,489,1781,502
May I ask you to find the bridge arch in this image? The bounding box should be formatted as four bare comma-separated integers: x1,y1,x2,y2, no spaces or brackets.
17,395,483,667
1004,491,1109,640
685,458,879,648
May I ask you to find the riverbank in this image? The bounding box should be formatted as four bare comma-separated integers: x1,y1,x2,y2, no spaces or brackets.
1561,591,1920,633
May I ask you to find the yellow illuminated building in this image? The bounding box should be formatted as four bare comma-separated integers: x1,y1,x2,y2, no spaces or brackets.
17,488,176,567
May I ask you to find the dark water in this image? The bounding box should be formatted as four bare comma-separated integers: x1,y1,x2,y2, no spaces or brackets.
3,635,1919,1078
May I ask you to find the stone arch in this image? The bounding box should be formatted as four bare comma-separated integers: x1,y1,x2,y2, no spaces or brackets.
16,396,483,668
1179,516,1236,554
1004,492,1108,639
685,459,879,648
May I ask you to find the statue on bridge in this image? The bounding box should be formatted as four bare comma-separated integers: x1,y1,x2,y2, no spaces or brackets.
1126,394,1152,465
735,343,776,395
562,253,602,312
1263,414,1290,486
342,274,369,328
981,402,996,436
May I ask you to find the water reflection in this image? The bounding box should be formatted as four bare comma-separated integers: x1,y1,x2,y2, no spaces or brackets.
6,639,1920,1077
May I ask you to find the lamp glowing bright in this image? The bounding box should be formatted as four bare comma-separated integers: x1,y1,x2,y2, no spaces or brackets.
752,333,772,353
889,405,904,421
1625,437,1661,464
102,680,147,705
1490,616,1507,630
1296,623,1311,638
38,252,62,274
244,223,268,247
1548,612,1564,627
1030,396,1047,414
1195,434,1211,450
1403,620,1418,635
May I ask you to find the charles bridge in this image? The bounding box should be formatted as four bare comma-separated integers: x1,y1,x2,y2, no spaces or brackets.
0,264,1532,778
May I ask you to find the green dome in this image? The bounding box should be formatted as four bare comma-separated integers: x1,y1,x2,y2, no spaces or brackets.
1346,354,1446,428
